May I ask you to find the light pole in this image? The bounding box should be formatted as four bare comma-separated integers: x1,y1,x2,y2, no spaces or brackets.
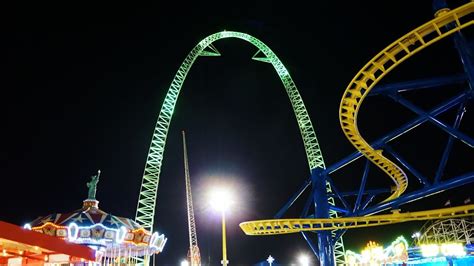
220,210,228,266
209,188,233,266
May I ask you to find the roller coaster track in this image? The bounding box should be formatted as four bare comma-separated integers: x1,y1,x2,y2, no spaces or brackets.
240,205,474,235
339,2,474,202
240,1,474,249
135,31,330,229
416,217,474,245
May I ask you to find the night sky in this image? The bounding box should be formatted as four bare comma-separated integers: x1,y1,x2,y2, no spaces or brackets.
2,0,473,265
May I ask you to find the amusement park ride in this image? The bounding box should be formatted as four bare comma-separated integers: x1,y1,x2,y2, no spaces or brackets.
133,0,474,265
23,171,167,265
182,132,201,266
9,0,472,265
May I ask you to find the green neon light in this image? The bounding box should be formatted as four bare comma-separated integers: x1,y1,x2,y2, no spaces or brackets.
135,31,344,263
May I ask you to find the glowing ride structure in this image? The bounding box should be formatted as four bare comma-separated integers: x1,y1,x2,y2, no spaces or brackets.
134,31,345,262
136,1,474,265
134,31,331,228
344,236,409,265
27,172,167,265
416,217,474,246
182,131,201,266
343,217,474,265
409,217,473,263
240,0,474,265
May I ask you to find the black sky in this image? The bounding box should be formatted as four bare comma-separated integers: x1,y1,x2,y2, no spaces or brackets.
2,0,474,265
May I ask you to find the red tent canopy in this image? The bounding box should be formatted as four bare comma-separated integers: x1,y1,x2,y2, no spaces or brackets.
0,221,95,264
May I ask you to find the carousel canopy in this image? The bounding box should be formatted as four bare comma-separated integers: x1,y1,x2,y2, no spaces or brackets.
25,171,167,258
29,200,143,231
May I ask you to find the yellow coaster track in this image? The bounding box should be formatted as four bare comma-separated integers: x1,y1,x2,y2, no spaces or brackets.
240,2,474,239
240,205,474,235
339,2,474,202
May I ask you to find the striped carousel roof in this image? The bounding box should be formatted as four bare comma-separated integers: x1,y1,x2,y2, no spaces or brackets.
29,200,143,231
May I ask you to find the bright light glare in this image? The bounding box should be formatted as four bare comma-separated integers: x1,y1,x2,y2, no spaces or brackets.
298,254,310,266
421,243,466,257
209,188,233,212
441,243,466,257
180,260,189,266
421,244,439,257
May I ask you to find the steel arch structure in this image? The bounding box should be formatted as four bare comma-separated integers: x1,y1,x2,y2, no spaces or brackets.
134,31,345,262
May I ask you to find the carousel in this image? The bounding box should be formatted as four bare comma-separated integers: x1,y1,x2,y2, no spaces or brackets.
24,171,167,265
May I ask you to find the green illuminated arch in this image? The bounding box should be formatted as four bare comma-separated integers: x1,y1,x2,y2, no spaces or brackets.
135,31,342,261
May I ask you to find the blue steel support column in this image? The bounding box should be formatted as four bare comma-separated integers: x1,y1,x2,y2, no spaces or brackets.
324,92,467,175
354,159,370,212
326,177,350,211
357,171,474,216
335,189,390,198
361,194,376,210
312,167,335,266
452,22,474,91
434,0,474,89
434,103,467,183
389,94,474,147
369,74,465,96
301,232,320,260
383,144,430,186
274,179,311,219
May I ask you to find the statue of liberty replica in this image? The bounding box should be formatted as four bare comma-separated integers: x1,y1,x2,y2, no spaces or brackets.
86,170,101,200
